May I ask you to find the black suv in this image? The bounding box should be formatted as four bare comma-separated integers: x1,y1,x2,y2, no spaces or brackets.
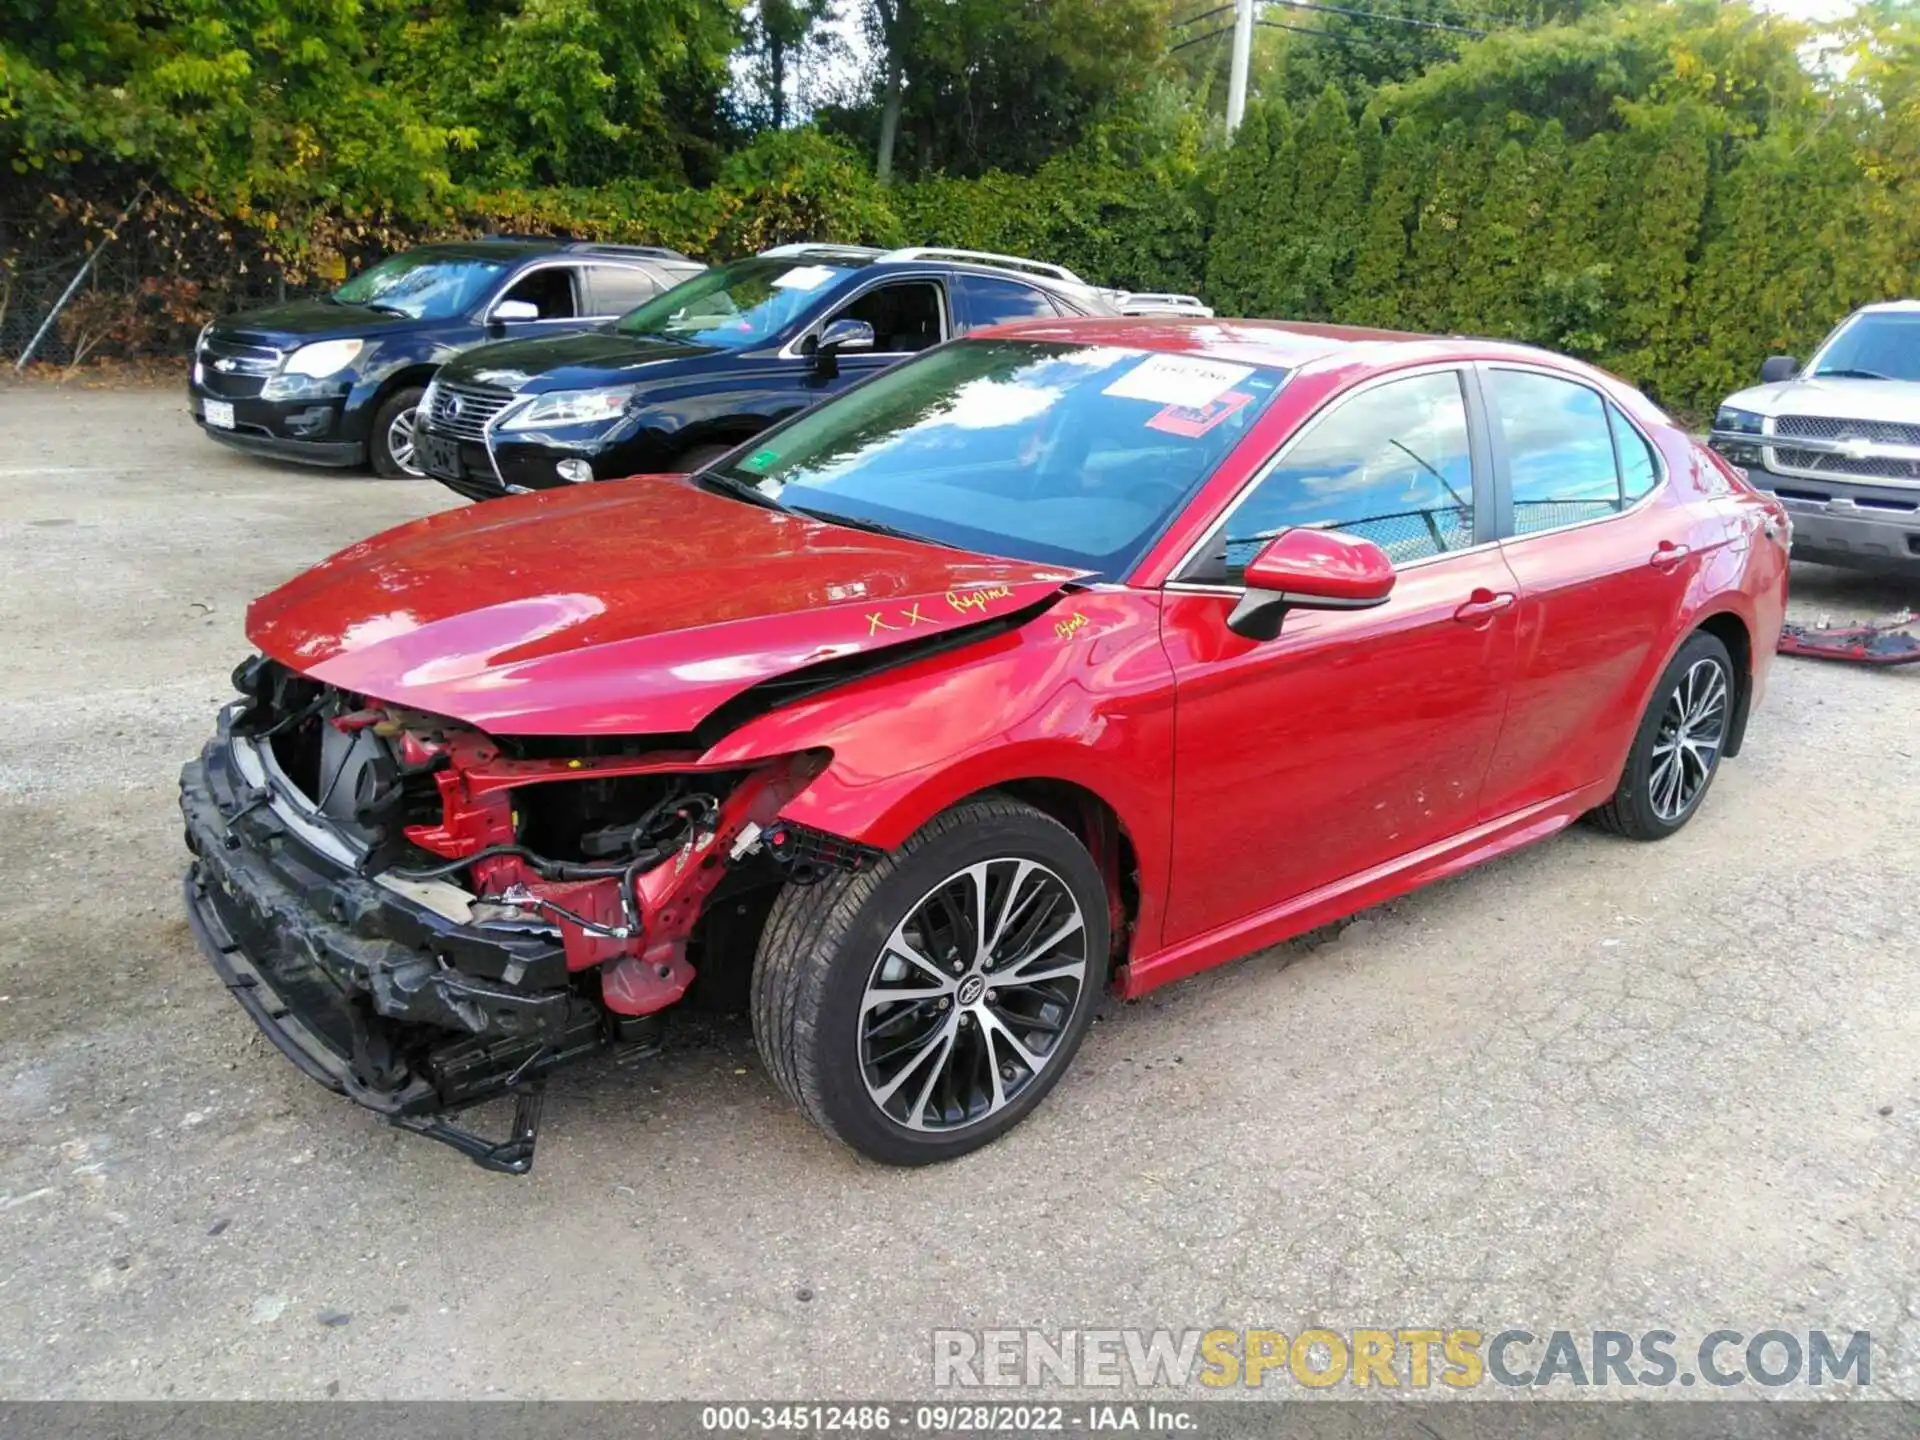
189,239,706,477
410,245,1116,500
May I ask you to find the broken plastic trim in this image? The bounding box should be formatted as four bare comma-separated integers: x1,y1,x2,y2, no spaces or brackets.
391,1089,545,1175
1778,616,1920,667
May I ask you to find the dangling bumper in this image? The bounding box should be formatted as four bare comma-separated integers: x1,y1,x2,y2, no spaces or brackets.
178,717,654,1173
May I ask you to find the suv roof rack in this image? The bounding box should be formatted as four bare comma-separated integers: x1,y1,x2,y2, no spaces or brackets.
565,241,693,261
757,243,885,261
877,247,1085,285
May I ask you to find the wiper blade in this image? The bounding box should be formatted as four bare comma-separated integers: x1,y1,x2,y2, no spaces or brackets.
364,302,412,317
1813,367,1892,380
696,468,790,514
786,504,948,548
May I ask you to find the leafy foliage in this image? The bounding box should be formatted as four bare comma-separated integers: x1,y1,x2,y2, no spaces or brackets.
6,0,1918,419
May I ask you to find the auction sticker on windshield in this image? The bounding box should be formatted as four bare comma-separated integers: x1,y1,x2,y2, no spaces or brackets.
1103,354,1255,410
1146,390,1255,439
772,265,838,291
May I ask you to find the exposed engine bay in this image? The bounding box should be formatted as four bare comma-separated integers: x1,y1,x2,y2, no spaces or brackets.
179,656,873,1172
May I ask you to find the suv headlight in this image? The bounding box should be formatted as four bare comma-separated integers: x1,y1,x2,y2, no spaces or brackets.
497,386,639,432
1710,406,1766,468
262,339,365,400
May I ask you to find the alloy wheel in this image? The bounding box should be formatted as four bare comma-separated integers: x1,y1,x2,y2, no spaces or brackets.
1648,656,1728,822
858,858,1089,1133
387,407,424,477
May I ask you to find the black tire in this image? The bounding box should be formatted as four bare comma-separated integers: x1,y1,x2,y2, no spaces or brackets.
675,442,736,474
751,796,1109,1165
1590,629,1735,840
369,386,426,479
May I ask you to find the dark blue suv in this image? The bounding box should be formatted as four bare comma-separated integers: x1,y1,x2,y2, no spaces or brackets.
411,244,1117,501
189,239,705,476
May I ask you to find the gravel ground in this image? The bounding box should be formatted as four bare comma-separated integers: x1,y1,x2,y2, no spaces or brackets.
0,383,1916,1402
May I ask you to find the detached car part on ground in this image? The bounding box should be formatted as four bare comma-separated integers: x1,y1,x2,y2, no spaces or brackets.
1777,612,1920,666
1710,300,1920,576
183,319,1789,1173
188,239,703,477
409,244,1115,501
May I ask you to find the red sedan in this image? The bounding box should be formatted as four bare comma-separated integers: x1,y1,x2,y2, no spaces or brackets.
180,320,1789,1171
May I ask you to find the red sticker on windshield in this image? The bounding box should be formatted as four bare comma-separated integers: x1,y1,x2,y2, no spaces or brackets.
1145,390,1254,439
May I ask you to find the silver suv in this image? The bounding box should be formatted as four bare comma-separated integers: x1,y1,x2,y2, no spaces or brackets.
1710,301,1920,575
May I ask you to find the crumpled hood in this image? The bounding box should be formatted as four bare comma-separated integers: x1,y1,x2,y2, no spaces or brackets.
443,331,720,395
247,478,1084,737
1721,376,1920,425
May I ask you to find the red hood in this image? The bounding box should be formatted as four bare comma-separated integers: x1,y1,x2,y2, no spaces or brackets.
247,477,1083,736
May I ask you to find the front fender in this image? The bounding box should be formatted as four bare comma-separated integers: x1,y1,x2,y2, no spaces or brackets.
699,587,1178,951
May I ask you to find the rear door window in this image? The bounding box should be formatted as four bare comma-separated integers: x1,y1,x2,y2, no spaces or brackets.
586,265,661,317
1610,405,1662,503
959,276,1061,329
1487,368,1623,535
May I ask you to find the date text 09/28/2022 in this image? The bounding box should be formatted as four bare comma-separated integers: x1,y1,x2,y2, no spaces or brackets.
700,1405,1196,1433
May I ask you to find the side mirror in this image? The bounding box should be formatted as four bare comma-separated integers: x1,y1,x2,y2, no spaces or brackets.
818,317,875,354
1226,528,1397,641
492,299,541,324
1759,355,1798,384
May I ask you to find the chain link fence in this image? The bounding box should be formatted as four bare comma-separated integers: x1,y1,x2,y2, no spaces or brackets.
1,176,313,369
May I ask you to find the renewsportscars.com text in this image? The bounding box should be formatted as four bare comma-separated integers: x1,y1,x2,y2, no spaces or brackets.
932,1327,1872,1390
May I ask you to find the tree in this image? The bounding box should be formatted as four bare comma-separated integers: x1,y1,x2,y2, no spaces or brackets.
1204,101,1272,314
1250,99,1300,316
1602,101,1715,402
742,0,836,131
1343,116,1427,327
1454,134,1534,337
1280,85,1358,320
1404,119,1470,332
852,0,1171,182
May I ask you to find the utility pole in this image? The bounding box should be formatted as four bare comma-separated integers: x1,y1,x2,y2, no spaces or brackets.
1225,0,1255,135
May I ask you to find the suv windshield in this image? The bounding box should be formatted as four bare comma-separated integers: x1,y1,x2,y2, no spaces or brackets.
616,258,853,350
333,251,509,320
711,339,1288,577
1810,311,1920,381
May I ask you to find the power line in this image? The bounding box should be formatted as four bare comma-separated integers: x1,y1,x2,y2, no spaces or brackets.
1264,0,1489,37
1170,23,1237,51
1172,3,1237,29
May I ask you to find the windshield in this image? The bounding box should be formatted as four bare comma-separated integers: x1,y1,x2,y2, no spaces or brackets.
615,258,852,349
710,339,1288,577
333,251,509,320
1810,311,1920,381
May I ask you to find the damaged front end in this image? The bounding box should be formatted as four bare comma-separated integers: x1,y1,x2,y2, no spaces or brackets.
180,656,850,1172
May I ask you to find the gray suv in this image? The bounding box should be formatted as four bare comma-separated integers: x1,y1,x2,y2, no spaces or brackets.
1710,301,1920,575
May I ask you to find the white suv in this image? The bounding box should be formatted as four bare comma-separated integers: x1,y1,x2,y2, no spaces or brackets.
1710,301,1920,575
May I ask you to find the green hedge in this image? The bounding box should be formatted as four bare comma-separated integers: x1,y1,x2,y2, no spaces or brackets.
13,1,1919,420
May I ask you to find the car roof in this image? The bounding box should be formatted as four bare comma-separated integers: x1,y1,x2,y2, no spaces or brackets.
749,246,1103,299
1855,299,1920,315
407,239,690,265
967,315,1622,378
965,316,1442,367
409,240,557,262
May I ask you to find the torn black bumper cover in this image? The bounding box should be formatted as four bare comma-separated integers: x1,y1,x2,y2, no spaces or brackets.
179,725,649,1172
